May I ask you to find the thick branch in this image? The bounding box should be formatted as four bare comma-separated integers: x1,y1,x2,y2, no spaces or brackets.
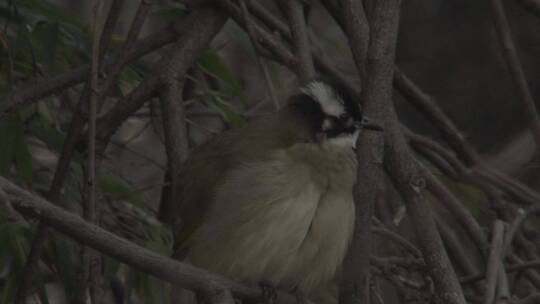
339,0,369,80
338,1,377,304
0,177,256,303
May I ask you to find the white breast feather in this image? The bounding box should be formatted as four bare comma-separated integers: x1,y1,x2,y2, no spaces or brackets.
187,143,356,294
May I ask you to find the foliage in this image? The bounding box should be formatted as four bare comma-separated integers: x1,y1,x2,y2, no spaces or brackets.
0,0,245,302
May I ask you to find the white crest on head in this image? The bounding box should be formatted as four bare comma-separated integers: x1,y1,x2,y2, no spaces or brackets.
301,81,345,117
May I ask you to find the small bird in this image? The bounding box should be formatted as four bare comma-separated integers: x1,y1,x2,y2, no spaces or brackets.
172,77,382,298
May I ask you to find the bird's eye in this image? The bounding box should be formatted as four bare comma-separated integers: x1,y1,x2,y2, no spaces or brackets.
322,118,334,131
339,113,350,121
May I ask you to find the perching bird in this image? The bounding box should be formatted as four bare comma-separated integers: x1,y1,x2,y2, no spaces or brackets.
172,77,382,298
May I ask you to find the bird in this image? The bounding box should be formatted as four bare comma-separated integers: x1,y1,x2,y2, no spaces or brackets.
172,76,382,299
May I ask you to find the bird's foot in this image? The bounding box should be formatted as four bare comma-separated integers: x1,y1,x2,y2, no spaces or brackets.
259,282,277,304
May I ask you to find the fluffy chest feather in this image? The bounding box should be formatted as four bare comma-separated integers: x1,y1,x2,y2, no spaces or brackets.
187,142,356,292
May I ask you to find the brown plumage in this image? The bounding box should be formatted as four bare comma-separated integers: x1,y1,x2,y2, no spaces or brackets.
172,78,379,297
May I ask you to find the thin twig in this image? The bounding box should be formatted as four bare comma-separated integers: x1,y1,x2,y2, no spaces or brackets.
13,1,122,302
238,0,280,110
109,140,166,170
157,75,188,227
279,0,315,81
484,220,506,304
461,260,540,285
371,227,422,257
0,26,180,115
490,0,540,150
78,1,108,301
395,68,540,207
98,0,153,111
94,8,227,152
504,204,540,258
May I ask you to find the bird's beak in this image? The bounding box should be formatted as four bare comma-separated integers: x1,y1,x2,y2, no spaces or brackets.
358,116,383,131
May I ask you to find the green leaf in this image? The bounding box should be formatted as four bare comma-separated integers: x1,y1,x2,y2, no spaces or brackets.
13,121,33,185
198,49,246,104
34,271,50,304
209,95,246,127
433,171,485,217
103,255,121,280
32,21,60,73
0,114,21,175
50,234,77,301
16,0,86,30
144,225,173,256
150,5,186,23
28,112,64,152
1,276,15,304
98,174,145,207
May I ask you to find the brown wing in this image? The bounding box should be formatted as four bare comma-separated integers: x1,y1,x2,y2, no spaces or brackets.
172,109,316,258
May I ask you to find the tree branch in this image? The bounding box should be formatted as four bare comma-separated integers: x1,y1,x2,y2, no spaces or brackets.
490,0,540,150
95,7,227,152
77,1,109,301
0,18,181,114
338,0,376,303
484,220,506,304
279,0,315,81
238,0,280,110
0,177,256,304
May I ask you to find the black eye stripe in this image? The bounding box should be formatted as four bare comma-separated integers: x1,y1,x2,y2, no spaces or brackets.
321,114,357,137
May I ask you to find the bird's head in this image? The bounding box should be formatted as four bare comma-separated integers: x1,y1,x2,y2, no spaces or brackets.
292,77,383,148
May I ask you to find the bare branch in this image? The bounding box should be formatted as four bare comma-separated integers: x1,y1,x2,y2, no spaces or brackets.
0,18,183,114
504,204,540,257
77,1,109,301
95,7,227,152
158,59,189,226
98,0,153,110
215,0,297,68
14,1,123,302
395,68,540,207
339,0,369,80
424,171,489,255
238,0,280,110
278,0,315,81
0,177,260,303
490,0,540,150
393,68,479,166
371,226,422,258
337,0,377,303
484,220,506,304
